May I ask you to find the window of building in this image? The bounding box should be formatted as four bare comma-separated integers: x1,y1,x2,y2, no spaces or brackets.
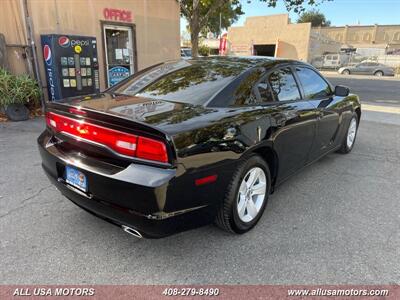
394,32,400,41
295,67,332,100
335,34,343,42
267,68,301,102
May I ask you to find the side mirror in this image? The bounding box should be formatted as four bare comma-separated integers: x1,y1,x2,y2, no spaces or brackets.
335,85,350,97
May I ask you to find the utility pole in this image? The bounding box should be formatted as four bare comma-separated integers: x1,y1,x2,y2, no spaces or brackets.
219,13,222,38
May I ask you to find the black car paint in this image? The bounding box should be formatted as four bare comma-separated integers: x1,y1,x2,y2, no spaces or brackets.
38,57,361,238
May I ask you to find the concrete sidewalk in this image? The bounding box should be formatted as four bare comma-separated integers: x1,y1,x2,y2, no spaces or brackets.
321,71,400,80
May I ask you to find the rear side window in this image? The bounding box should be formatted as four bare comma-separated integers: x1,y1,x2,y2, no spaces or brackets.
268,68,301,102
229,69,264,106
295,67,332,99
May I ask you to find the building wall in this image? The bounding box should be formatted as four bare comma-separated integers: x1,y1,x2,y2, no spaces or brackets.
228,14,311,61
0,0,180,92
0,0,30,75
312,24,400,48
308,33,341,58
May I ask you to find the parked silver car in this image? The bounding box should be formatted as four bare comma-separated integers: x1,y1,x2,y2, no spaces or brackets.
338,62,395,76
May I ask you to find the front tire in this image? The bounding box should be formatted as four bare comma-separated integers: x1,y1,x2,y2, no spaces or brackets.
374,70,384,77
338,113,359,154
215,155,271,234
342,69,350,75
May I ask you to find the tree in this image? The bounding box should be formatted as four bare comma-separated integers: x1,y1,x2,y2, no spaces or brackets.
178,0,331,57
200,1,244,37
297,9,331,27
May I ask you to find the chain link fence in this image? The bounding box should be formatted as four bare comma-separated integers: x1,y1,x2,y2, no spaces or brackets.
308,31,400,76
309,46,400,76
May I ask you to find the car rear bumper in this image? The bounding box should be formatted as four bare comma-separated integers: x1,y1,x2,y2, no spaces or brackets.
38,131,222,238
42,167,216,238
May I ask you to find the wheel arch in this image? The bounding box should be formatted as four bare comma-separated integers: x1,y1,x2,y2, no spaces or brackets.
355,106,361,123
245,145,279,188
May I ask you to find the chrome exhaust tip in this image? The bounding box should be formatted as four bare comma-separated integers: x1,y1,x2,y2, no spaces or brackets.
121,225,143,239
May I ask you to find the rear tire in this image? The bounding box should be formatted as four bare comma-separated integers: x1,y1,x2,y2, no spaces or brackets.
338,113,359,154
374,70,384,77
215,155,271,234
342,69,350,75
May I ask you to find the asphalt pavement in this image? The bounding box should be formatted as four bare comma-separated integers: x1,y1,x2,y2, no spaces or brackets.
1,107,399,284
324,73,400,106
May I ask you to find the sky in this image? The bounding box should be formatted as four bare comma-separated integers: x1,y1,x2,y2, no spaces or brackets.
180,0,400,35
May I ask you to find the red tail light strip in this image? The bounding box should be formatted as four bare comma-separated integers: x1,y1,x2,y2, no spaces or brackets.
46,112,168,163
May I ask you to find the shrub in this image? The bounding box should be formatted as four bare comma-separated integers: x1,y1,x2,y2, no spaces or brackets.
198,44,211,57
0,68,41,108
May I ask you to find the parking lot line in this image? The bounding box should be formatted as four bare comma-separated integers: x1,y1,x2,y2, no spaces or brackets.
362,104,400,114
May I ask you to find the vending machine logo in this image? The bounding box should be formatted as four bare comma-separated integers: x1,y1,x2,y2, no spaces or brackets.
58,36,70,48
43,45,52,66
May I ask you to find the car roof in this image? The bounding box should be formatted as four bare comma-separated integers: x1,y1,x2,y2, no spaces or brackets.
111,56,310,107
185,56,300,69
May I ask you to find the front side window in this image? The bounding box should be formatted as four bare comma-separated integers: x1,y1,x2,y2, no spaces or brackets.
295,67,331,100
268,68,301,102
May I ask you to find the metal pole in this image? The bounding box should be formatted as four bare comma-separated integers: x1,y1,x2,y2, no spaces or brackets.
219,13,222,38
22,0,45,112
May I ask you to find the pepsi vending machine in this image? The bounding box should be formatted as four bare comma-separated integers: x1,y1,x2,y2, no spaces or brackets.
41,34,100,101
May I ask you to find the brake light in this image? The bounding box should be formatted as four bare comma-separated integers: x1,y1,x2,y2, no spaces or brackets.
137,136,168,163
46,112,169,163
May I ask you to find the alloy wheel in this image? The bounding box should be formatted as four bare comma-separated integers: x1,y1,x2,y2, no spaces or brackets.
346,117,357,148
237,167,267,223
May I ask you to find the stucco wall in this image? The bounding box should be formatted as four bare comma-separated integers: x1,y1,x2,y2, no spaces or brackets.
0,0,30,75
313,24,400,47
0,0,180,91
228,14,311,61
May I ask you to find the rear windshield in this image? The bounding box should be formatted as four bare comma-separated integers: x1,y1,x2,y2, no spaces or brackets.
110,59,251,105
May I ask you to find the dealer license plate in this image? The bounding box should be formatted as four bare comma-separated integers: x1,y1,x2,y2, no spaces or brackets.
65,166,88,192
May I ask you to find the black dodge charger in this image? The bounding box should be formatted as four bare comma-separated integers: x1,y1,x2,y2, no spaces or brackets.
38,57,361,238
